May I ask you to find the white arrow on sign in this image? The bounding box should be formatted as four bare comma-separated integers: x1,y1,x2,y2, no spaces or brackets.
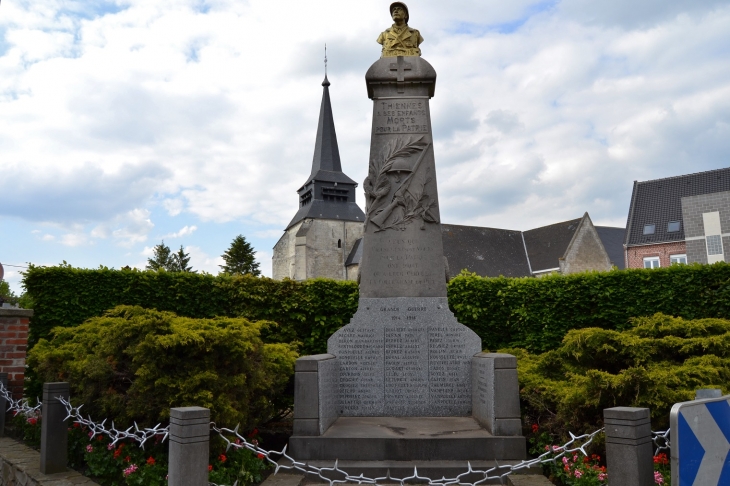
682,402,730,485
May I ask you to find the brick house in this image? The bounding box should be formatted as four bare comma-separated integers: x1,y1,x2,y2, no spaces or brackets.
624,167,730,268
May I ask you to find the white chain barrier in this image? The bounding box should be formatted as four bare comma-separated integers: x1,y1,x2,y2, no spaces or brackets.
1,383,674,486
0,381,41,418
652,429,670,455
57,396,170,448
212,424,604,486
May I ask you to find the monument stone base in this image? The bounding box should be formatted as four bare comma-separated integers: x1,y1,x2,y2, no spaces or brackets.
290,299,527,473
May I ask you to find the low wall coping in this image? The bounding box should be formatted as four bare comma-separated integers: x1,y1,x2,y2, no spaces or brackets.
0,436,98,485
0,308,34,318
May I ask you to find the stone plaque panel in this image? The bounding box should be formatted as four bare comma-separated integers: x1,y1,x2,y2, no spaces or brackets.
328,297,481,416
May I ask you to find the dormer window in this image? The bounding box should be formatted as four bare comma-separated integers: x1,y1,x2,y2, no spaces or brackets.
643,224,655,235
299,189,312,206
667,221,680,232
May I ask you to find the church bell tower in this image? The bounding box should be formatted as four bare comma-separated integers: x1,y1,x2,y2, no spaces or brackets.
272,75,365,281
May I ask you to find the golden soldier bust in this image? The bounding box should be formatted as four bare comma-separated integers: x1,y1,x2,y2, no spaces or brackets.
377,2,423,57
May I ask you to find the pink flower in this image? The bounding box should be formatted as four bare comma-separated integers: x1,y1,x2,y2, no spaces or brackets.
123,464,138,477
107,443,114,451
574,470,582,478
572,453,578,463
562,456,569,465
654,471,664,485
598,472,607,482
86,445,93,453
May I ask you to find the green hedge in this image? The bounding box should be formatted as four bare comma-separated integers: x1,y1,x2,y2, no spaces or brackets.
24,262,730,360
23,264,359,356
448,263,730,352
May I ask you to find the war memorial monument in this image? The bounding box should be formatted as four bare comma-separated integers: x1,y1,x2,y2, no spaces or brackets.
289,3,526,477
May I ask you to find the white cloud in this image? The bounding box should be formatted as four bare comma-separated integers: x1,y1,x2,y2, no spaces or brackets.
186,245,224,275
162,225,198,239
0,0,728,270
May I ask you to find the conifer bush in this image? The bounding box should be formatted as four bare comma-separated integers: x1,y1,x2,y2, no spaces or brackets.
514,313,730,436
27,305,298,429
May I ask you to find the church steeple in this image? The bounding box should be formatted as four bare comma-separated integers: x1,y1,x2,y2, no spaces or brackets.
309,74,342,175
285,75,364,230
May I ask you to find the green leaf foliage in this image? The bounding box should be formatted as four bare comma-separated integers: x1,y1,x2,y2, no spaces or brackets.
448,263,730,352
27,305,297,429
513,313,730,435
219,235,261,276
22,265,358,355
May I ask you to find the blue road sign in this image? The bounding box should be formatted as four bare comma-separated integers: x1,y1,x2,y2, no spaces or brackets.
670,395,730,486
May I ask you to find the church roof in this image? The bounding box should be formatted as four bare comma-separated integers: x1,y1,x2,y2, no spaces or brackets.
624,167,730,247
345,214,624,277
523,217,583,272
441,224,531,278
595,226,626,269
287,200,364,230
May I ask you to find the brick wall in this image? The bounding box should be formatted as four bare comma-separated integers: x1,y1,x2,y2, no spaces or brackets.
0,309,32,399
626,241,687,269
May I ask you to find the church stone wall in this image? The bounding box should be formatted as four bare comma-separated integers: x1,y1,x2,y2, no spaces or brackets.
272,219,363,281
559,218,612,274
272,221,302,280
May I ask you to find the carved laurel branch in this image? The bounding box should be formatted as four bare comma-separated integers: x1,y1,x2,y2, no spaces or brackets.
365,136,429,223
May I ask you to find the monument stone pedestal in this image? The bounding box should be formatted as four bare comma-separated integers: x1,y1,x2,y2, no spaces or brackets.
289,56,527,478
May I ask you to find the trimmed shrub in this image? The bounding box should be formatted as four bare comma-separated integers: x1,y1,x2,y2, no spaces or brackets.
27,306,298,429
449,263,730,352
513,313,730,435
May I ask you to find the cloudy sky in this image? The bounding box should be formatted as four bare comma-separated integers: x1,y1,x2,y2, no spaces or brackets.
1,0,729,292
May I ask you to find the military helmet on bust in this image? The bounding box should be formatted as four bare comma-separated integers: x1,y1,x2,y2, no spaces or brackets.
389,2,409,23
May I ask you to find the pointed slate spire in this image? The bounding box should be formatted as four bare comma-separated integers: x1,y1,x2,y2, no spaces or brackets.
284,74,364,230
310,75,342,174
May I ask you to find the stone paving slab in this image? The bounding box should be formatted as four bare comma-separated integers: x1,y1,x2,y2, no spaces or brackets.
0,437,98,485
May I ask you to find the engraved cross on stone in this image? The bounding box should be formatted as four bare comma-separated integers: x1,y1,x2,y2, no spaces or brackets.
389,56,412,93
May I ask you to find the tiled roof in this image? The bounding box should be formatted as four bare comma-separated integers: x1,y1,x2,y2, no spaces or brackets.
441,224,531,278
625,167,730,246
595,226,626,269
523,218,582,272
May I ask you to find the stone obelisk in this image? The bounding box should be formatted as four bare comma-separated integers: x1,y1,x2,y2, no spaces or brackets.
289,6,525,473
327,3,481,417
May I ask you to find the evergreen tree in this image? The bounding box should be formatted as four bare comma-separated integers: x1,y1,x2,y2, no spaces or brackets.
219,235,260,276
173,245,195,273
146,241,174,271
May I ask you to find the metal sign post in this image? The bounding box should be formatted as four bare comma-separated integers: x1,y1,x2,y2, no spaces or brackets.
670,394,730,485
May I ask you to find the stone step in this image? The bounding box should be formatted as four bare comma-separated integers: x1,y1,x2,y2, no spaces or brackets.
278,459,541,484
288,416,526,462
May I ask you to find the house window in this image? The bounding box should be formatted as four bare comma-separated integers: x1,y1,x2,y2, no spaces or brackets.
670,254,687,265
706,235,723,255
337,239,342,248
667,221,680,232
643,224,655,235
643,257,660,269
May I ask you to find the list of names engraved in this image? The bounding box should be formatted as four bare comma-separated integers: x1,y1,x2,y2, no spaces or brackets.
336,326,383,415
429,326,472,412
384,323,428,415
374,100,429,135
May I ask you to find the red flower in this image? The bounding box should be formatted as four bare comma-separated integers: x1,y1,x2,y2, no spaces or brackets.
257,453,265,460
73,423,80,428
219,454,227,463
208,465,213,472
113,445,125,459
97,435,104,441
654,453,669,465
147,457,156,466
531,424,539,434
124,456,131,463
247,428,259,438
